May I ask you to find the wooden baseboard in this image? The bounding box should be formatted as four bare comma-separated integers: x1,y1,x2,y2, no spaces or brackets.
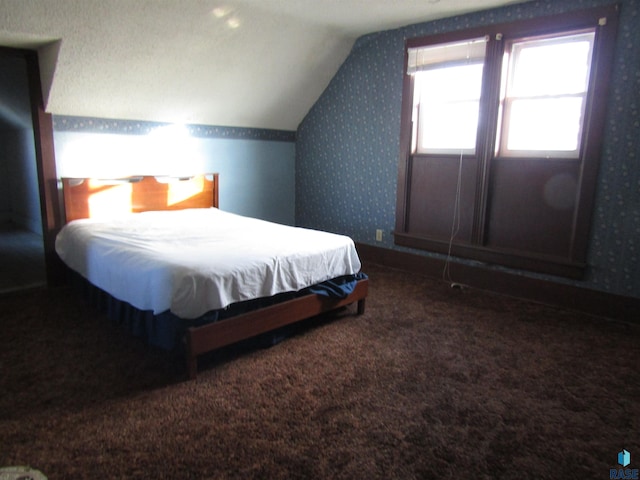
356,242,639,323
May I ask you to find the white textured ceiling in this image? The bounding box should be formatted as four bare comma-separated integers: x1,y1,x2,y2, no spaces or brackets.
0,0,525,130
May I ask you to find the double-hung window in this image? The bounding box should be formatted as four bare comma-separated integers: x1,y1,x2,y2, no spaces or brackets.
499,31,595,158
410,37,487,155
394,5,619,278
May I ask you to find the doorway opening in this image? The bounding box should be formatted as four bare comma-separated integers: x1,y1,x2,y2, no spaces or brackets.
0,46,60,292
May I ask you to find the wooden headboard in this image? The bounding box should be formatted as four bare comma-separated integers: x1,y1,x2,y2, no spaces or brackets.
61,173,219,223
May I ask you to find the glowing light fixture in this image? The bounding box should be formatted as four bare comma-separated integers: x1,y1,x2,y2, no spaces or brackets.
211,4,240,29
226,17,241,29
211,6,231,18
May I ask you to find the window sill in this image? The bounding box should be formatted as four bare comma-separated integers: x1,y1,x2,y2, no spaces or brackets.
393,231,586,279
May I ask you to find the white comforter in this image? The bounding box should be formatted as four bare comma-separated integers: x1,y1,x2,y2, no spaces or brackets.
55,208,362,318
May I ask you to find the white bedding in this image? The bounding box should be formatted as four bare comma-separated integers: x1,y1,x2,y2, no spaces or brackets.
55,208,362,318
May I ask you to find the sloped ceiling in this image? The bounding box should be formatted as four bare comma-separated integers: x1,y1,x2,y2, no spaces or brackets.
0,0,525,131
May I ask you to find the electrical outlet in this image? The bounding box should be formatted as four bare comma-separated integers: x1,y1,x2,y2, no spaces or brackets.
375,229,383,242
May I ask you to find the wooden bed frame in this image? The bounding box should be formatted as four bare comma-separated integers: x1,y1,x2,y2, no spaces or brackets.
60,174,368,379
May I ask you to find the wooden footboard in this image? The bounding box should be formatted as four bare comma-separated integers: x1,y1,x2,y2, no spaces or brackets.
185,278,369,379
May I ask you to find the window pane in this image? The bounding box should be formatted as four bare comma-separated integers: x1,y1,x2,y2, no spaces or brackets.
420,101,480,152
506,97,583,152
510,34,593,96
500,30,594,157
419,63,483,101
417,63,483,153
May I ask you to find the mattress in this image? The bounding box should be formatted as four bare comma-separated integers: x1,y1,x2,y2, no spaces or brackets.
55,208,362,319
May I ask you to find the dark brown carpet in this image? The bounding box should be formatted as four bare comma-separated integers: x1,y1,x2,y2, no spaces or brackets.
1,263,638,479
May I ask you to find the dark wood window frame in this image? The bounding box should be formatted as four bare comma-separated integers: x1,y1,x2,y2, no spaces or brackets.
394,4,619,279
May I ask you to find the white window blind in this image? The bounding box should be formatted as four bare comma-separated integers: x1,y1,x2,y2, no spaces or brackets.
407,36,489,74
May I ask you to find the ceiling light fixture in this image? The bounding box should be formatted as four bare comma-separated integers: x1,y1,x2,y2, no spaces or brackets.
211,6,231,18
226,17,241,29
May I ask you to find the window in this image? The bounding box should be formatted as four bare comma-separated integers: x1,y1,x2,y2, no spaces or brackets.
394,6,619,278
499,31,595,158
410,37,487,155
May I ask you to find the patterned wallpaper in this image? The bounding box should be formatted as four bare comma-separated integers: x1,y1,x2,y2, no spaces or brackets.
296,0,640,299
54,115,296,142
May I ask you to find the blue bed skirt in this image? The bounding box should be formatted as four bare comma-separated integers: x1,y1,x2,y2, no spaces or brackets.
72,272,367,351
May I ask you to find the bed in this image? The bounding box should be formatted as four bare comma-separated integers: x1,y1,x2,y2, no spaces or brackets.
55,174,368,379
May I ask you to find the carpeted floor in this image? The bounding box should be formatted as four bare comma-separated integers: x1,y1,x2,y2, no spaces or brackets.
1,263,638,479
